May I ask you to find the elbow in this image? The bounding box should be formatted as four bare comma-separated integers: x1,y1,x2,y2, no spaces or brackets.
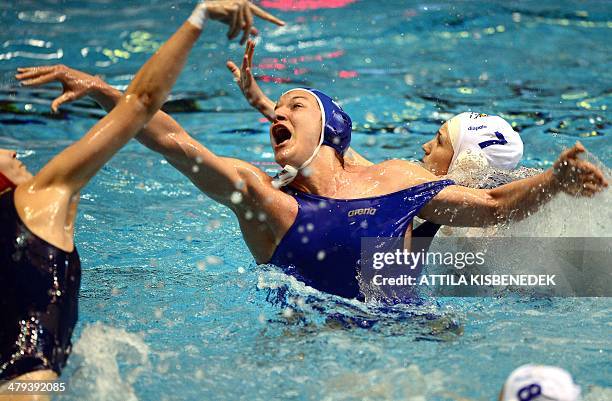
124,77,166,117
126,91,163,117
489,195,523,226
485,193,509,226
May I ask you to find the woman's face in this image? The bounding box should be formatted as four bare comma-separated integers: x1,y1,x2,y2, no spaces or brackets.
270,90,322,168
421,122,455,175
0,148,33,186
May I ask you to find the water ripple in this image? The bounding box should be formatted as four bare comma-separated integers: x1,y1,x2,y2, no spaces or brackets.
17,10,66,24
0,48,63,61
0,38,62,61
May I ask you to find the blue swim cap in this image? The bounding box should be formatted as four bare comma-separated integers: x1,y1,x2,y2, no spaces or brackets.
273,88,352,188
284,88,352,156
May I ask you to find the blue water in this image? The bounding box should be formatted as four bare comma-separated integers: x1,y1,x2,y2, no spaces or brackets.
1,1,611,400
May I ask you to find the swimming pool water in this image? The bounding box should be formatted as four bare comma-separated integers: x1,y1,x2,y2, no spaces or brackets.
1,1,611,400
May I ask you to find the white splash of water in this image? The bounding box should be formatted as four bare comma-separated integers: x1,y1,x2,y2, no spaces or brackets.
321,364,445,401
70,323,150,401
441,153,611,237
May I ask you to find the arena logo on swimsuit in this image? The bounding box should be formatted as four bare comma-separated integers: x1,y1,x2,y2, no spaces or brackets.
348,207,377,217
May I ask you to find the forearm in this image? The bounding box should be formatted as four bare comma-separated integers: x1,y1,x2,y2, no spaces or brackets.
421,170,561,227
488,169,560,222
124,21,201,119
89,81,122,112
34,20,203,192
252,95,276,122
89,79,190,156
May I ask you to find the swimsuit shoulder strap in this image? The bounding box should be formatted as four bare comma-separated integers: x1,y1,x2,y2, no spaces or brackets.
393,179,454,197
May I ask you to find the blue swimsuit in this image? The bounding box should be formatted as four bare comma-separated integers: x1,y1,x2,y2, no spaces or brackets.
268,180,454,299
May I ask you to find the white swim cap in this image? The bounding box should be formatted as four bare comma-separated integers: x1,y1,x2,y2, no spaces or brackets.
501,364,581,401
447,112,523,172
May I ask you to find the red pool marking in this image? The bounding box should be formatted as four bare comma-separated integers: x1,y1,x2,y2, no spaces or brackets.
255,49,345,81
259,75,293,83
258,62,286,70
258,50,344,69
260,0,356,11
338,70,358,79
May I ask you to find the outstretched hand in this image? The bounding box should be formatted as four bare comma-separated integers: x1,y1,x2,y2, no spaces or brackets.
226,40,275,121
226,40,259,104
205,0,285,44
552,142,608,197
15,65,101,113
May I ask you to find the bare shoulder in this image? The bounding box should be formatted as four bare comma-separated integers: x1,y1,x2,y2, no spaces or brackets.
220,157,294,207
374,159,420,171
14,181,77,252
220,157,275,189
366,159,440,184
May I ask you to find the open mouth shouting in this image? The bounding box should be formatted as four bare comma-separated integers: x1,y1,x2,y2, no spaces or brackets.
271,123,293,149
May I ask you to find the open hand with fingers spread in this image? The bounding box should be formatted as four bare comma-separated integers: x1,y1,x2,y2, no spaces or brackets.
15,65,103,113
226,40,276,120
552,142,608,197
198,0,284,44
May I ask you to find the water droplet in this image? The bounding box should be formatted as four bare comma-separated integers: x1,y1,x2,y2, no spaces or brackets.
192,165,200,173
302,166,313,177
205,255,222,265
230,191,243,204
237,267,246,274
316,250,326,260
282,308,294,318
306,223,314,231
206,220,221,231
196,261,206,271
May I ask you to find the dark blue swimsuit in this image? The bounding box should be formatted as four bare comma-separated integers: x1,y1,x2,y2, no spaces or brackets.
269,180,454,299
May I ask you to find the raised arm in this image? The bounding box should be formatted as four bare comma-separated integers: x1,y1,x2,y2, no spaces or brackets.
10,4,220,250
23,18,203,195
418,142,608,226
16,1,285,207
226,40,276,121
226,40,374,166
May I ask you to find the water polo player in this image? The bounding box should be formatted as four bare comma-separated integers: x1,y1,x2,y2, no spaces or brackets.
21,51,607,302
3,0,284,390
